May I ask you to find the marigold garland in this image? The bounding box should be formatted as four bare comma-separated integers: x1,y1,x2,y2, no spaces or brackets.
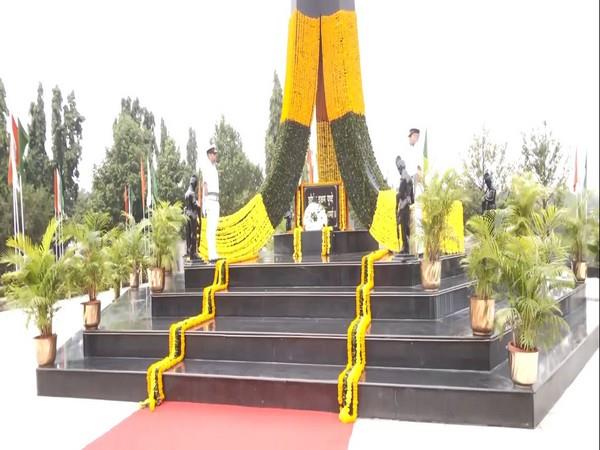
317,122,341,183
321,11,365,121
369,190,400,252
140,259,230,411
195,6,462,265
321,226,333,257
295,187,303,228
280,11,321,127
338,249,389,423
441,201,465,254
293,226,303,262
199,194,272,262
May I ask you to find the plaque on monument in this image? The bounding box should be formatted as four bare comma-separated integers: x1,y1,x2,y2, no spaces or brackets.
298,183,340,229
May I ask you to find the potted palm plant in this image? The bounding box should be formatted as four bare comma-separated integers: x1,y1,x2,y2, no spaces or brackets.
1,219,67,366
564,195,594,282
495,233,573,385
462,212,503,335
496,175,574,385
145,201,185,293
418,170,461,290
64,212,111,330
122,216,147,289
104,226,130,299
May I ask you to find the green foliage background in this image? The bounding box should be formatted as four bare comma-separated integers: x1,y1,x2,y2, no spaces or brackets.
210,116,264,217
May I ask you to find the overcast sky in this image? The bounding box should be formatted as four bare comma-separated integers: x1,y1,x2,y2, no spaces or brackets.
2,0,598,192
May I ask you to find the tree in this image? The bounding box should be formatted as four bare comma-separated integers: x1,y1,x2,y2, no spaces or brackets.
186,127,198,174
461,129,512,220
0,185,54,272
0,81,53,277
156,122,186,205
0,78,8,176
160,118,168,155
182,127,199,187
264,71,282,177
521,121,566,207
121,96,157,158
210,116,263,216
72,189,94,223
0,78,11,271
91,108,153,224
22,83,51,188
51,87,65,177
22,185,54,247
62,91,85,215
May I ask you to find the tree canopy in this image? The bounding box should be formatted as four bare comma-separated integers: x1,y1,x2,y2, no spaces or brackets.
209,116,263,216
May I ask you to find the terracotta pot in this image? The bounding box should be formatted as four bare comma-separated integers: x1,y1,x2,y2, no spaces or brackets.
574,261,587,282
129,270,140,289
421,259,441,290
470,297,495,336
82,299,101,330
508,341,538,386
150,267,165,293
35,334,57,367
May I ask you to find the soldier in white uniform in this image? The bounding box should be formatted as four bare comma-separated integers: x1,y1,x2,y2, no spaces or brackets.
397,128,423,255
201,146,220,263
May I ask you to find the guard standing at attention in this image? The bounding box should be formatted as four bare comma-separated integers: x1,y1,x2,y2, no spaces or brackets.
201,146,220,264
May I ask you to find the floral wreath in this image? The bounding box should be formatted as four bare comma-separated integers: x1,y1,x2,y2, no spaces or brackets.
303,202,329,231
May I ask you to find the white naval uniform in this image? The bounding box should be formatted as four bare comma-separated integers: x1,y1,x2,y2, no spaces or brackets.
403,143,424,255
202,161,220,261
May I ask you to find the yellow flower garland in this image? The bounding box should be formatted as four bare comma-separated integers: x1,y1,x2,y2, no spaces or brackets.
295,187,303,228
293,226,303,262
441,201,465,254
339,184,348,231
199,194,272,262
321,11,365,121
338,249,389,423
317,121,342,182
280,11,321,127
321,226,333,257
140,259,230,411
369,190,400,252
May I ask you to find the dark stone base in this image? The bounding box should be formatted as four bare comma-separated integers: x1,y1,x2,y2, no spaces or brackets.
273,230,378,256
36,255,597,429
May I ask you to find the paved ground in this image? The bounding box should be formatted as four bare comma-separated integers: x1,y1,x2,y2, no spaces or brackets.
0,281,598,450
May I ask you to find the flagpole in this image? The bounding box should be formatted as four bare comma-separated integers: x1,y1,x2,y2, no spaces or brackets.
19,173,25,236
59,214,62,258
12,180,18,263
54,208,58,257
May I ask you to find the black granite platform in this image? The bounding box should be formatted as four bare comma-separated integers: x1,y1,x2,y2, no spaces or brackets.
274,230,378,256
184,254,464,289
153,274,473,320
37,295,598,427
36,251,599,428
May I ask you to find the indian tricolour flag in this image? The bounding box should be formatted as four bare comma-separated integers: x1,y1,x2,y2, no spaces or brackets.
8,116,20,190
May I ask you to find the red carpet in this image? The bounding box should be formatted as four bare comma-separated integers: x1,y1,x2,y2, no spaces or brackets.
85,402,353,450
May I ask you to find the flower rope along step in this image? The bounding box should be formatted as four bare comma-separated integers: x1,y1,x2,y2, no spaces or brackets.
338,249,389,423
321,226,333,257
140,259,230,411
293,226,303,262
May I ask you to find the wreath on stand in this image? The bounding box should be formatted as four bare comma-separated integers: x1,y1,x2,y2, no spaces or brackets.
303,202,329,231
